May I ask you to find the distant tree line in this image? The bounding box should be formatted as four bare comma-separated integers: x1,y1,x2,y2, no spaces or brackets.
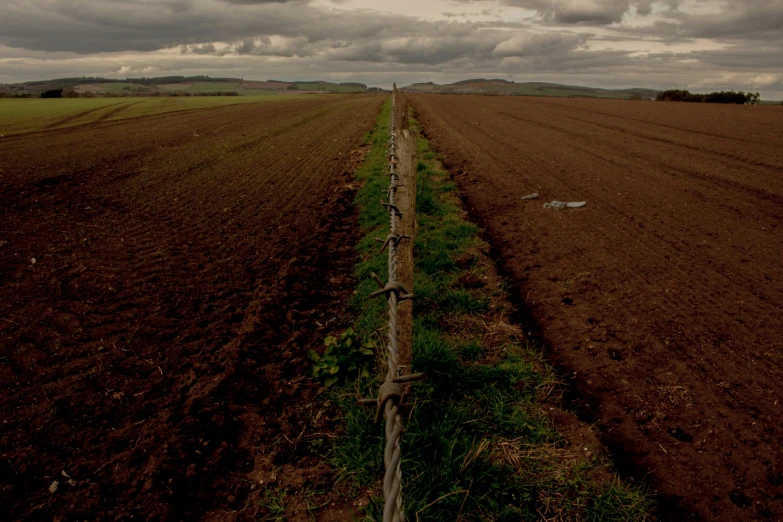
25,89,242,99
656,89,761,105
38,89,83,98
134,90,240,97
453,78,515,85
40,89,63,98
21,75,243,90
187,91,239,96
129,75,242,85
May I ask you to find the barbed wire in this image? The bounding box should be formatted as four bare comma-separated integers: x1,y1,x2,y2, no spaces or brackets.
360,93,423,522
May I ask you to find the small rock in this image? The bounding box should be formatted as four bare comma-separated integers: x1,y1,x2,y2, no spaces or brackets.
30,258,36,265
585,450,593,458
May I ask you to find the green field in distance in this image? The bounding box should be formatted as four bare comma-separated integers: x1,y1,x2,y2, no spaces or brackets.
0,95,290,135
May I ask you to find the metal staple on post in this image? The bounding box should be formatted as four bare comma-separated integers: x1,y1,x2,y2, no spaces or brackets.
360,93,423,522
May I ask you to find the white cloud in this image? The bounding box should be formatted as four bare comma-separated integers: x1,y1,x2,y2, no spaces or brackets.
117,65,164,75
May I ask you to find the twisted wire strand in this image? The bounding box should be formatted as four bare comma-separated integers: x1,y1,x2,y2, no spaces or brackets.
380,98,405,522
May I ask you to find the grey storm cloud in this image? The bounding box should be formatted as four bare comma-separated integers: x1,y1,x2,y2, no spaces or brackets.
485,0,651,25
1,0,783,98
2,0,637,54
1,0,349,53
492,32,588,57
680,0,783,41
185,43,218,55
616,0,783,43
180,29,584,66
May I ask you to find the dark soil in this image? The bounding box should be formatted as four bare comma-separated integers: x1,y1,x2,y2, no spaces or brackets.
410,94,783,521
0,94,385,520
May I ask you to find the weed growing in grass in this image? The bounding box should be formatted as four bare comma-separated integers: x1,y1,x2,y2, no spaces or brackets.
324,99,655,521
309,327,374,388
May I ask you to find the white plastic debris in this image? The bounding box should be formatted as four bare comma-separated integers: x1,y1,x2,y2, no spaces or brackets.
520,193,539,200
544,201,587,210
62,470,76,486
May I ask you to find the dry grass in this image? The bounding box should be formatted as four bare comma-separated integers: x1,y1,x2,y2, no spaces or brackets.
658,385,692,404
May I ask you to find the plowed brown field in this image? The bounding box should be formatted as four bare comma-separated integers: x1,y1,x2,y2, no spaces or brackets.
0,94,384,520
410,94,783,521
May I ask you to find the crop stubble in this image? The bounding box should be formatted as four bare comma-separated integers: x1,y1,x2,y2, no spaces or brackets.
0,94,384,519
410,94,783,521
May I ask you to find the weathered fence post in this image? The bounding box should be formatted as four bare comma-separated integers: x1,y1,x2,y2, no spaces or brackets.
394,110,417,376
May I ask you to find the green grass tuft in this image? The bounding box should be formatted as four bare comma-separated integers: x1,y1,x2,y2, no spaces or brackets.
588,479,655,522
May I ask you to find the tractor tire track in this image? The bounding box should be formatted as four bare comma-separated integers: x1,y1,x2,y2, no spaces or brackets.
43,101,130,129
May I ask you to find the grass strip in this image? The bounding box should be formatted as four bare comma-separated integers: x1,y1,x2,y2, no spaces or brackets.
322,98,656,521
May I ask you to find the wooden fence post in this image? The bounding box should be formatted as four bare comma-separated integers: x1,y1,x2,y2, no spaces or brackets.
395,105,417,375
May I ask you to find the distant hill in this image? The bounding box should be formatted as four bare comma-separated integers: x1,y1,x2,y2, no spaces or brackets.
400,79,660,100
0,76,374,97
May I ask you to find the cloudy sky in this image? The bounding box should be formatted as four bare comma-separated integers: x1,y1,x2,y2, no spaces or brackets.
1,0,782,98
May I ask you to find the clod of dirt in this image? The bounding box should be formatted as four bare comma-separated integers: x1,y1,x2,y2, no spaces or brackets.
667,427,694,443
453,253,476,270
458,272,486,289
729,490,753,508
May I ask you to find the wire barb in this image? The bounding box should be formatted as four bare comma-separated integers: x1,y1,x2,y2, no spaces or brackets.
381,201,403,217
378,233,410,253
368,280,413,300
